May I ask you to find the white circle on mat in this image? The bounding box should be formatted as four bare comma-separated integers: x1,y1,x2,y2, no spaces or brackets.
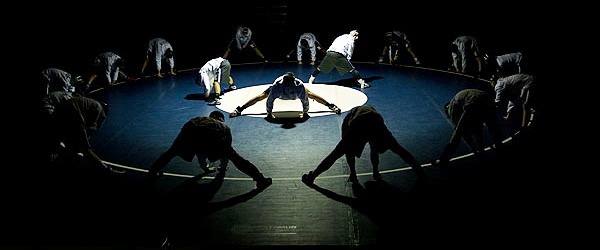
217,84,368,117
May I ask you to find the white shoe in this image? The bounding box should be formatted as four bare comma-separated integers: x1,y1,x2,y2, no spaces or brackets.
207,99,221,106
308,76,315,84
358,79,370,89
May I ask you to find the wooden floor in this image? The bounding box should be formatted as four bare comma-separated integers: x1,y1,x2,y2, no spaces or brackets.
27,62,549,249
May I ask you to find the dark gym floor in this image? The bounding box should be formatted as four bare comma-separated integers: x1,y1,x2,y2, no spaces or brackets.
25,62,554,249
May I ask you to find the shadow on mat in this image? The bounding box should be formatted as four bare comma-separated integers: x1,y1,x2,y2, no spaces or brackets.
320,76,383,88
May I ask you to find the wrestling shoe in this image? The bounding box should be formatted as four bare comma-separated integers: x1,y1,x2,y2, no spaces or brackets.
201,165,217,173
358,79,370,89
327,104,341,114
207,99,220,106
373,172,383,181
256,177,272,190
229,106,243,118
347,174,359,183
301,171,316,185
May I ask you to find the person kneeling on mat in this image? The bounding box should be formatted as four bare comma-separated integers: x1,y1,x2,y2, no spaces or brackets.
229,71,341,118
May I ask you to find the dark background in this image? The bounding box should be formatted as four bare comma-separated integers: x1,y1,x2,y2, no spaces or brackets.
36,1,551,77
